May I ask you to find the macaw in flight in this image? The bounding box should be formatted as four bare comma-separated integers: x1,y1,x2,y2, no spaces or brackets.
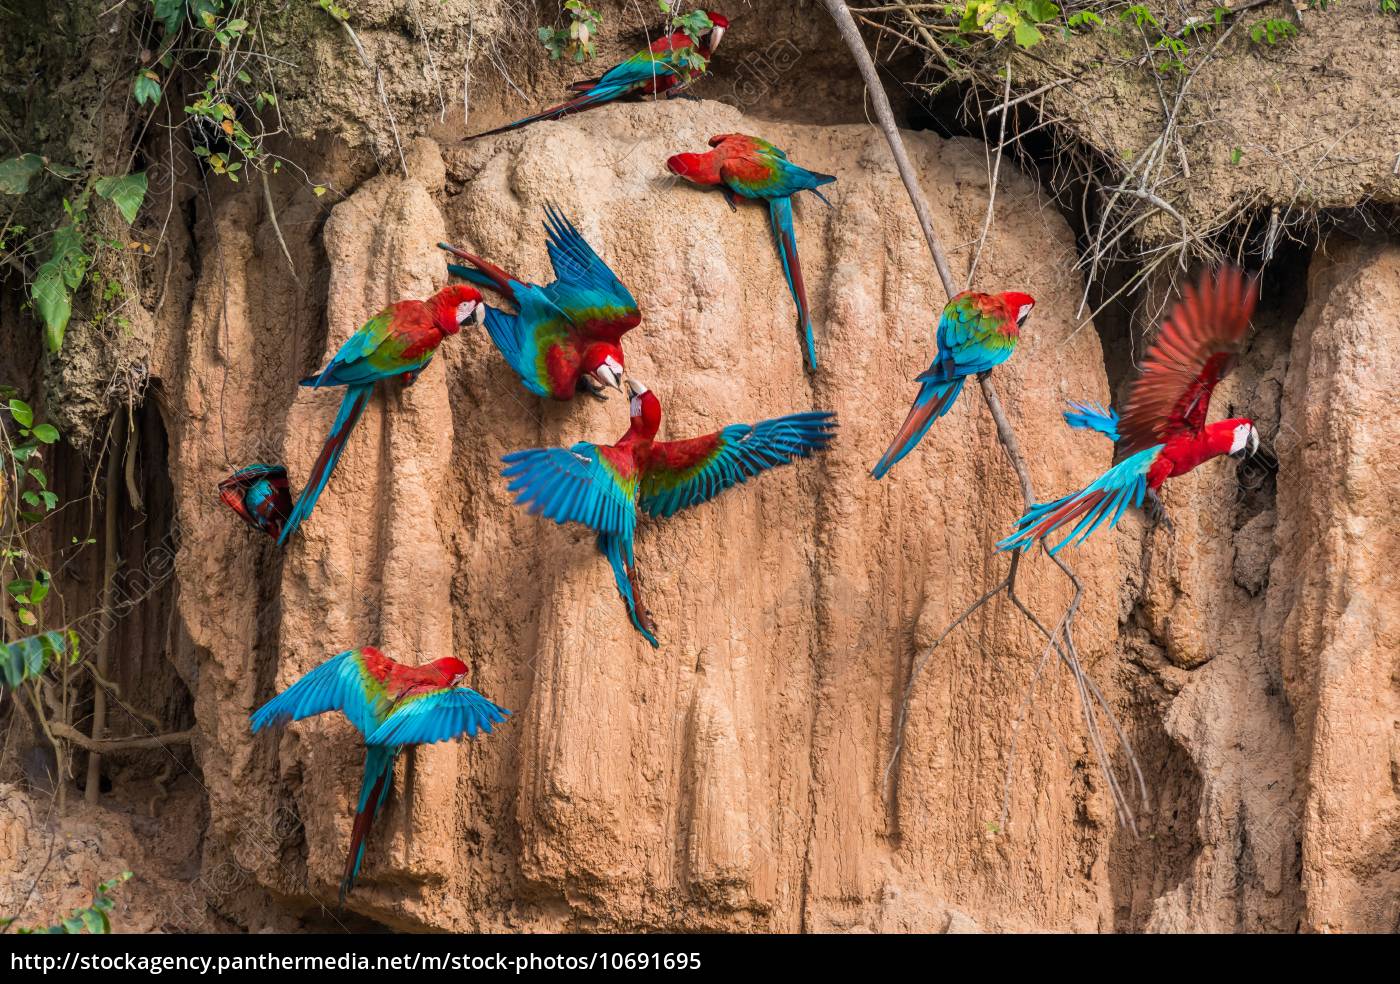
250,646,509,906
439,206,639,401
667,134,836,370
1000,266,1260,555
871,289,1036,479
219,464,294,540
278,284,484,545
467,12,730,139
501,379,836,647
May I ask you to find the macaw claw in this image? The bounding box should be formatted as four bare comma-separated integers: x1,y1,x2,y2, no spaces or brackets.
1145,488,1174,532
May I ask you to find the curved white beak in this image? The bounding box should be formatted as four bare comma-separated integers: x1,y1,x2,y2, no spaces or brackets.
594,363,624,392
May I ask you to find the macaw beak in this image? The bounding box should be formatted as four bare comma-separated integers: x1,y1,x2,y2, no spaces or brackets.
625,378,647,398
593,364,624,393
1230,428,1261,460
456,299,484,327
709,25,725,49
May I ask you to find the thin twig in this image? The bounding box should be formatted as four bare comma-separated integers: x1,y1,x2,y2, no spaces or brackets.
824,0,1140,834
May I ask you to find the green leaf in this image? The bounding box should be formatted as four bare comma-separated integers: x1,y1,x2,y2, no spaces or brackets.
30,571,50,604
28,466,47,487
8,399,33,428
31,423,59,444
31,263,71,353
153,0,187,35
1013,19,1043,47
133,72,162,107
0,154,44,195
40,491,58,510
1020,0,1059,23
17,608,37,627
95,172,148,224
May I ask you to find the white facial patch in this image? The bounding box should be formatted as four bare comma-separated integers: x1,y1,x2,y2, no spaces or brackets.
1230,423,1255,454
456,301,479,325
1016,302,1034,324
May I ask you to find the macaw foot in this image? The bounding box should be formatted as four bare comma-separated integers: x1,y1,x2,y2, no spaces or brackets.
577,376,610,402
1145,488,1174,532
399,369,421,387
721,188,739,213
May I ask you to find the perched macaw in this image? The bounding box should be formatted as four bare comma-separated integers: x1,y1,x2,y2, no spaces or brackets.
501,379,836,647
219,464,293,540
871,289,1036,479
250,646,509,905
279,284,484,545
667,134,836,370
439,206,639,401
1000,267,1260,555
467,12,730,139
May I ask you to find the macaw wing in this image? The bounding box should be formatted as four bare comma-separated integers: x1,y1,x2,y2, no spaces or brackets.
719,152,831,200
927,291,1018,380
308,304,431,387
484,287,577,398
501,442,638,537
1119,266,1257,455
540,205,640,343
367,687,510,747
592,41,690,90
709,133,788,158
639,411,838,518
249,648,393,740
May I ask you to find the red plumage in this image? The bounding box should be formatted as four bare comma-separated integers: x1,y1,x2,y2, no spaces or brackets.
1119,267,1257,455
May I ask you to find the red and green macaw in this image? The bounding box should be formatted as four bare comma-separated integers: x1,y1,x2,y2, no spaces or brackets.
278,284,484,544
439,206,639,401
667,134,836,370
250,646,509,905
1000,267,1260,555
501,379,836,647
467,12,730,139
872,289,1036,479
219,464,293,540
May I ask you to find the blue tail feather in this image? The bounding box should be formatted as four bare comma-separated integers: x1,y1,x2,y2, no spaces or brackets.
446,262,500,293
279,384,372,545
768,197,817,371
870,376,965,479
998,444,1162,555
598,533,658,648
340,745,397,906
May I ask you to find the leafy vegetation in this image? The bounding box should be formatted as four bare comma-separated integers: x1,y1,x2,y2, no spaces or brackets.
539,1,603,63
2,872,132,934
0,630,79,693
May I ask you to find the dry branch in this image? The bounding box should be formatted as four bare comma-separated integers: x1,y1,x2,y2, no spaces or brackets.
822,0,1142,832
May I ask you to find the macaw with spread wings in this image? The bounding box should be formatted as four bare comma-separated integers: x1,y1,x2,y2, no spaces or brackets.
1000,267,1260,555
501,380,836,646
250,647,508,906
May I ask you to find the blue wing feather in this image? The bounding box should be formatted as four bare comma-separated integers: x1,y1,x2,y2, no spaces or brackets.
250,649,388,740
1063,400,1120,441
366,688,510,747
639,411,838,518
501,443,638,536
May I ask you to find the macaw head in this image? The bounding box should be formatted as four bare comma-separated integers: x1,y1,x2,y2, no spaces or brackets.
581,342,626,394
218,463,292,539
431,656,470,686
702,12,729,51
1223,418,1260,459
1000,291,1036,329
666,150,723,186
430,283,484,336
626,378,662,439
